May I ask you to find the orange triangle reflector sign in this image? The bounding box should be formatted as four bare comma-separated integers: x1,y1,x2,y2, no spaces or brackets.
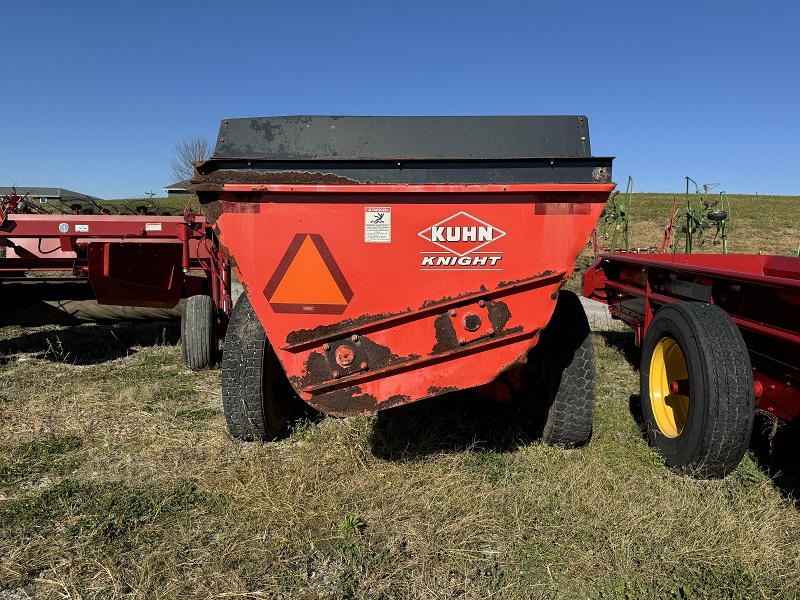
264,234,354,314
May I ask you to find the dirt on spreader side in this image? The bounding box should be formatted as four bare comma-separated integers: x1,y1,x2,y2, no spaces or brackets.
192,169,360,188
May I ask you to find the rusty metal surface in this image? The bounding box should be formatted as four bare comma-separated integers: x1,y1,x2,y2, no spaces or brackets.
281,270,560,349
197,114,615,416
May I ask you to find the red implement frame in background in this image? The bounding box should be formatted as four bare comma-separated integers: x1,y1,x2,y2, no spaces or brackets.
0,210,231,332
583,253,800,422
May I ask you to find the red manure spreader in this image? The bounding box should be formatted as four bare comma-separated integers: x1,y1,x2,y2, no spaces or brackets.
191,115,613,444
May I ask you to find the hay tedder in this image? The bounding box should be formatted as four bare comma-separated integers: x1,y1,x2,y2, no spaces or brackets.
0,189,231,369
191,115,614,443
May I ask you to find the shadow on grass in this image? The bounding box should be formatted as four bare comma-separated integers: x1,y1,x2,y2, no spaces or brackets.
0,321,181,366
597,329,640,368
629,380,799,504
369,389,539,461
628,393,646,435
749,412,800,506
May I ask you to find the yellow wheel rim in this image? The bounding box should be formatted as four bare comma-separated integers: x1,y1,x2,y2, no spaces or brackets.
649,337,689,438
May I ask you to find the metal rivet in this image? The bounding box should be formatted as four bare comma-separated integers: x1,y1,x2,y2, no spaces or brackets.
360,362,368,370
478,300,485,308
459,338,466,346
332,371,340,379
351,334,359,342
449,309,457,317
323,343,330,351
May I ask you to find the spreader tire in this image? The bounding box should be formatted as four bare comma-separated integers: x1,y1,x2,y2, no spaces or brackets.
535,290,596,446
640,302,755,478
221,293,294,441
181,295,217,370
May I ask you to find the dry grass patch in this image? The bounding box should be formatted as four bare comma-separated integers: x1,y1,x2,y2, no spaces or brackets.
1,323,799,598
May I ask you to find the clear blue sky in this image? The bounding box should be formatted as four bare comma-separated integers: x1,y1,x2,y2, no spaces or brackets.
3,0,798,199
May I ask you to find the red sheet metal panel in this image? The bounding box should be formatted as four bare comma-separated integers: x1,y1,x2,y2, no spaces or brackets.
87,242,184,308
208,184,613,416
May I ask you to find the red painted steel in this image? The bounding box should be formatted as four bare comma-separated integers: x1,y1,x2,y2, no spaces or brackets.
583,253,800,422
205,183,614,416
0,212,232,331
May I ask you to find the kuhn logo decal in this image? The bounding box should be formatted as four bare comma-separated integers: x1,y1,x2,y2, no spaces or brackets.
418,212,505,270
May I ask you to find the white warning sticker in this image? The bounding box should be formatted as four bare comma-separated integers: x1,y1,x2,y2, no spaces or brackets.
364,207,391,243
145,223,162,232
75,224,89,233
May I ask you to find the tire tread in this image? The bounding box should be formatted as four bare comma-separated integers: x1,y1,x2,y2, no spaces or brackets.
221,293,291,441
182,295,216,370
643,302,754,478
540,290,597,446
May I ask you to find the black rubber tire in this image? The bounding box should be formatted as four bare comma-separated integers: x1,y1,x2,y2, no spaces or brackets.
221,293,294,441
640,302,755,478
533,290,596,446
181,295,217,370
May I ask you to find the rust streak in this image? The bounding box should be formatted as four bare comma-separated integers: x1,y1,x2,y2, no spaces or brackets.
497,270,557,288
282,271,563,350
426,385,460,396
300,328,539,394
290,337,421,391
284,308,414,348
307,385,413,417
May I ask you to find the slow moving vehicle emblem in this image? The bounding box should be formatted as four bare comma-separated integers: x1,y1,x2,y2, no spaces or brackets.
264,233,353,314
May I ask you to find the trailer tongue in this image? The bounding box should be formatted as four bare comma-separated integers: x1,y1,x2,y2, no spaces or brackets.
192,116,614,442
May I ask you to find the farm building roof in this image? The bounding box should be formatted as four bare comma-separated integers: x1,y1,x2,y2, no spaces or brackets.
0,187,104,202
163,180,191,191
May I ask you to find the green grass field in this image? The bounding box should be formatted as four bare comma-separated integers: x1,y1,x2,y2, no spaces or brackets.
595,191,800,256
1,193,799,599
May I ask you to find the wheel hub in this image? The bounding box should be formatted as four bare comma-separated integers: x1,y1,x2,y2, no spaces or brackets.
649,337,689,438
